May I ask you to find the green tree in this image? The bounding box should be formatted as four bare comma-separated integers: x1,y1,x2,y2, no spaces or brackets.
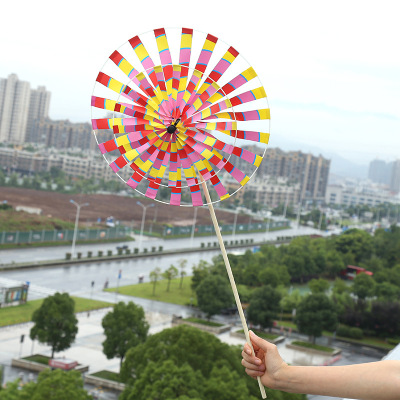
295,293,338,343
246,285,281,331
280,289,302,313
374,282,400,301
335,228,373,263
120,360,205,400
0,368,91,400
178,258,187,289
7,173,18,187
191,260,211,291
162,265,178,292
258,267,280,287
196,275,232,319
205,364,258,400
325,250,346,277
120,325,242,384
149,267,161,295
0,170,5,186
352,272,375,301
29,369,91,400
102,301,149,367
120,325,306,400
331,278,349,295
282,238,317,282
30,293,78,358
308,278,330,294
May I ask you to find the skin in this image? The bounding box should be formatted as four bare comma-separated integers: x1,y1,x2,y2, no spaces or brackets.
241,331,400,400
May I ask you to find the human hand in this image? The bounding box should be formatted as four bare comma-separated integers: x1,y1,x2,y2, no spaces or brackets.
241,330,288,389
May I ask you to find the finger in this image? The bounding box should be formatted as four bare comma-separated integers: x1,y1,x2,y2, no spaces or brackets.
243,342,253,356
241,358,266,371
245,367,265,378
241,350,262,365
250,330,276,353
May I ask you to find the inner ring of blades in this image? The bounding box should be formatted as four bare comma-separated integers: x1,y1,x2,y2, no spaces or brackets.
111,64,239,191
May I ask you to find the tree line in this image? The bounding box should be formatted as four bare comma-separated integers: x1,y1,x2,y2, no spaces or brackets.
191,226,400,341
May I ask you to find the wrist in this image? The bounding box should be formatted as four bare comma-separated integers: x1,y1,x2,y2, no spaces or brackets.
272,363,292,392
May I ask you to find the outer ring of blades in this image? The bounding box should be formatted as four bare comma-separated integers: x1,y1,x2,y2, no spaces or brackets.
91,28,270,207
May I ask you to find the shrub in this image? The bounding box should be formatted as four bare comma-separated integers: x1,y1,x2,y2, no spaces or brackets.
337,325,363,339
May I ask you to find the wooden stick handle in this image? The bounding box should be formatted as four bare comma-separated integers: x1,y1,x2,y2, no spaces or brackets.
200,178,267,399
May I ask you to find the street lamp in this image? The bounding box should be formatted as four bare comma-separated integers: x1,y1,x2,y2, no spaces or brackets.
296,201,301,229
190,207,198,248
136,201,154,250
232,209,238,240
318,209,324,230
70,200,89,259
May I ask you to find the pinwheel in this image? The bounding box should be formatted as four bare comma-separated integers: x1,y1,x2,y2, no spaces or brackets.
91,28,270,398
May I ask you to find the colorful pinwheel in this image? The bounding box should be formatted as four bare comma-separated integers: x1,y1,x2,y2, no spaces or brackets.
91,28,270,398
91,28,269,207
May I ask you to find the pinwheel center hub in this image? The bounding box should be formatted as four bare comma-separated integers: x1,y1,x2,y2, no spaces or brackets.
166,118,181,134
167,124,177,133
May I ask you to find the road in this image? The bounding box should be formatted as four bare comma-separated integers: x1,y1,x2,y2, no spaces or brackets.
0,251,219,302
0,225,328,303
0,225,327,265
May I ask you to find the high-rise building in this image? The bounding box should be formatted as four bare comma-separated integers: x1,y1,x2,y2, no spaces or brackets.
249,147,331,201
26,85,51,135
368,159,391,185
390,160,400,194
0,74,31,143
0,74,51,144
28,118,95,151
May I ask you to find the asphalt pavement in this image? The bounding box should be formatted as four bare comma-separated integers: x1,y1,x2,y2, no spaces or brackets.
0,225,327,265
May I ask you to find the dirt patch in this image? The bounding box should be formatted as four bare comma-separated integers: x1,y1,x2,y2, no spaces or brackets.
0,187,250,227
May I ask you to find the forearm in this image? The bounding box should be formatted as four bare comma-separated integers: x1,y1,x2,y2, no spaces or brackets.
275,360,400,400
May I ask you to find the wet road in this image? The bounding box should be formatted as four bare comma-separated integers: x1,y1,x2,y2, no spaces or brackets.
0,225,327,265
0,250,219,301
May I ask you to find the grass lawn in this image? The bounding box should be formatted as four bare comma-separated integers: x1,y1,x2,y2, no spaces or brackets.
105,276,196,306
236,329,279,341
23,354,50,365
184,317,223,327
0,297,113,327
291,340,335,353
91,370,122,382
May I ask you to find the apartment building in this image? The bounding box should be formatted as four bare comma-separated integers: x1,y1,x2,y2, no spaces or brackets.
0,74,50,144
325,184,399,207
235,146,330,201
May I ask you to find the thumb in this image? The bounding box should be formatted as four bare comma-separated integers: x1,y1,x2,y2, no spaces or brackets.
249,330,274,352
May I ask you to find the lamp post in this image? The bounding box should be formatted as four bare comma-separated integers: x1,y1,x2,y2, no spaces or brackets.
190,207,198,248
136,201,154,250
283,191,289,218
70,200,89,259
296,201,301,229
232,209,238,240
318,209,324,230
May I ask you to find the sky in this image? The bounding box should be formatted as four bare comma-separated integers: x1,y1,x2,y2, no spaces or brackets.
1,0,399,167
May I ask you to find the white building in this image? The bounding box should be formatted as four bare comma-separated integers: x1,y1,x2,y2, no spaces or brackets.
0,74,51,144
0,74,31,143
326,184,400,207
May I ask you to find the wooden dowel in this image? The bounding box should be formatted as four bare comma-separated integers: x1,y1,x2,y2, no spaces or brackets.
200,177,267,399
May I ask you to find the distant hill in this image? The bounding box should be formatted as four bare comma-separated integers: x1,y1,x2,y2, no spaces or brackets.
269,135,368,180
